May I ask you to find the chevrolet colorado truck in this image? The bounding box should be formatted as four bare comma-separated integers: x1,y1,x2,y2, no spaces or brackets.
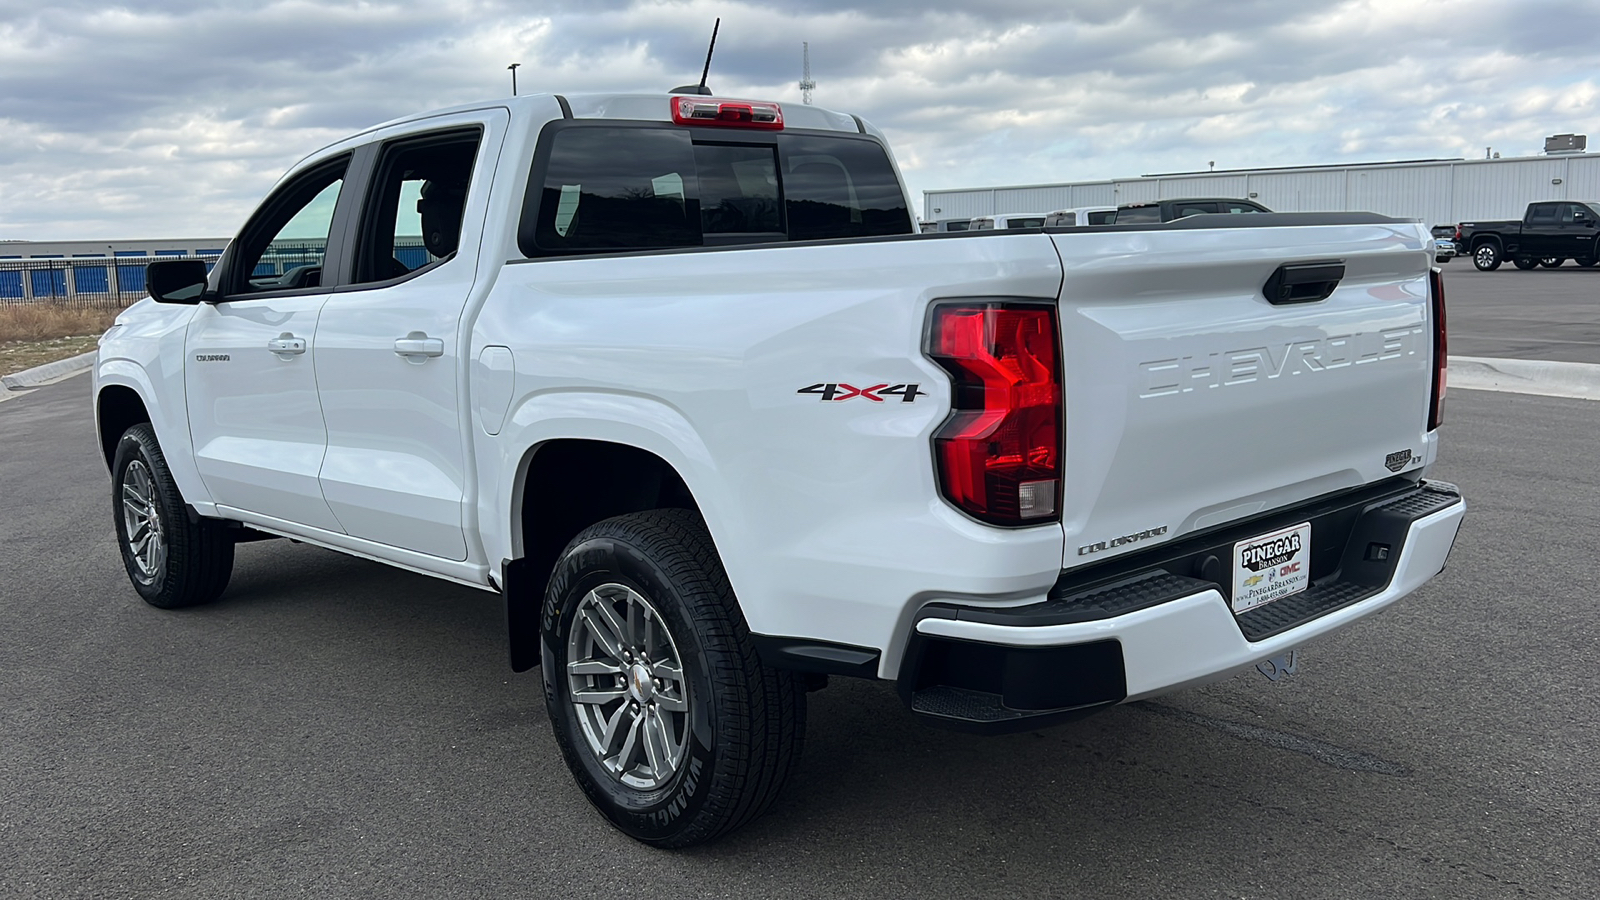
1456,200,1600,270
95,91,1464,848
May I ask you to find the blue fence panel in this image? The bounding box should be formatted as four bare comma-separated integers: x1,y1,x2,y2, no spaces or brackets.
0,270,22,299
114,251,147,294
31,268,68,298
394,246,429,269
76,267,109,293
72,256,109,294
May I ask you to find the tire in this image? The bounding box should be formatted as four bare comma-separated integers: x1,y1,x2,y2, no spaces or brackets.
1513,256,1538,270
1472,242,1501,271
541,509,805,848
1540,257,1565,268
1576,257,1597,268
111,423,234,608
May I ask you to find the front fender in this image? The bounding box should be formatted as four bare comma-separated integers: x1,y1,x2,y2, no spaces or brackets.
95,356,213,510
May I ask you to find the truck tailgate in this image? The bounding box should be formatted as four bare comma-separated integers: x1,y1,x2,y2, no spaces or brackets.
1050,221,1436,569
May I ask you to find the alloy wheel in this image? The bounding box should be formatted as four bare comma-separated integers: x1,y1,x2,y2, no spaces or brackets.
566,583,692,790
121,459,166,584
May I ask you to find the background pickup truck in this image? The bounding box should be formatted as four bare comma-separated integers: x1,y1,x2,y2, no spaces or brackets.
95,91,1463,848
1457,200,1600,270
1113,197,1272,223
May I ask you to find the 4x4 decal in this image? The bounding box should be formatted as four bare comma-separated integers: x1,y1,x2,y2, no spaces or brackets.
797,382,927,403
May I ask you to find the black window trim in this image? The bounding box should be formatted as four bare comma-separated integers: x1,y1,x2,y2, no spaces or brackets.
217,151,366,302
332,124,487,295
516,118,906,261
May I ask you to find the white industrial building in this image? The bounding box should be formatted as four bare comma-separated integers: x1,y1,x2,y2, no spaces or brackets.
923,149,1600,230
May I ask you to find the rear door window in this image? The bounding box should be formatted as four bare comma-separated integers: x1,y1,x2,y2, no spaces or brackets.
1222,201,1265,214
1116,206,1161,224
1527,203,1558,223
1173,202,1218,218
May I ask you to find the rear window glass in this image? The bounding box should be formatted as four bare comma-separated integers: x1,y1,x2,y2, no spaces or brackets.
1004,217,1045,229
531,128,699,252
1086,210,1116,225
1116,206,1161,224
694,143,782,235
522,126,912,256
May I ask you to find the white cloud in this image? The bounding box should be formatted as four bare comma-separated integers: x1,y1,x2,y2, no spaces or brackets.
1,0,1598,237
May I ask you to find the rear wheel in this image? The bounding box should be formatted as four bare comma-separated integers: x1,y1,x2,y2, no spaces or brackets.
112,423,234,608
1513,255,1538,270
1472,242,1501,271
1541,257,1565,268
542,509,805,848
1576,257,1598,268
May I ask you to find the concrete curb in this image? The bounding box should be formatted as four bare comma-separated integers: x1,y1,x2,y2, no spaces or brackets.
1450,355,1600,402
1,350,97,391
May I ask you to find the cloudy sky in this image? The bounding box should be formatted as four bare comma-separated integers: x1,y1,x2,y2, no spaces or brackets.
2,0,1598,240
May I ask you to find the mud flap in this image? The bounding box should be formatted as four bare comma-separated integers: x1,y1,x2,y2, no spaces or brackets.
503,557,540,672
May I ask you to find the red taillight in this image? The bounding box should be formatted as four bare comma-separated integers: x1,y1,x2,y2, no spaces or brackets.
1429,268,1447,430
927,303,1062,526
670,97,783,130
1453,226,1462,243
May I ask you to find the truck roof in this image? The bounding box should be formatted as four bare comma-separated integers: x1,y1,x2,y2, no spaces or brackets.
294,92,874,178
368,92,864,136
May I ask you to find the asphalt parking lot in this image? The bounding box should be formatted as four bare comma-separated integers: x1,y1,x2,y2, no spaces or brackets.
1442,263,1600,363
3,286,1598,898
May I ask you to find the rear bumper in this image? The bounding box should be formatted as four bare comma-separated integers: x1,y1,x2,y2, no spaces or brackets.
898,480,1464,733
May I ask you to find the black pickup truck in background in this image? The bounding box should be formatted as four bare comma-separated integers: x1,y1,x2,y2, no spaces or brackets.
1456,201,1600,270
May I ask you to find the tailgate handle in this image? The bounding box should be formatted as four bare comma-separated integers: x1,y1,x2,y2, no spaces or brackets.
1263,261,1344,305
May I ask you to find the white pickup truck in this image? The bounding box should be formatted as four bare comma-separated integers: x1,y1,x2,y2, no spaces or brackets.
95,91,1464,848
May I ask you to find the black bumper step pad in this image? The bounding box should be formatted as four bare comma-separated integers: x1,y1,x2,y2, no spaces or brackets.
921,570,1217,629
1234,579,1380,641
910,685,1036,723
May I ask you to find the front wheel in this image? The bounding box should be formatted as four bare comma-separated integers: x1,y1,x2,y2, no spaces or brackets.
1541,257,1565,268
112,423,234,608
1472,243,1501,270
1513,255,1539,270
542,509,805,848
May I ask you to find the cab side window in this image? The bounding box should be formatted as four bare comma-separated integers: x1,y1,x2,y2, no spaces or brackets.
228,158,348,295
353,129,483,284
1528,203,1558,223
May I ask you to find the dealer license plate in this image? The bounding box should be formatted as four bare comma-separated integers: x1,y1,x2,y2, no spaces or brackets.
1231,522,1311,614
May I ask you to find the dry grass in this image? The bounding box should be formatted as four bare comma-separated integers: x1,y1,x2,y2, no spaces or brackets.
0,301,125,343
0,302,130,377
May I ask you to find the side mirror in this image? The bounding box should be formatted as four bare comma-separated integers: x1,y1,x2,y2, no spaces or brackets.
146,259,210,304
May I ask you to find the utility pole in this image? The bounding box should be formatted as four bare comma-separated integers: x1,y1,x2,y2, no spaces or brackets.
799,42,816,105
508,62,521,96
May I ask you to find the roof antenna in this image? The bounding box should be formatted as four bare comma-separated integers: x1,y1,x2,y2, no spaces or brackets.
670,18,719,95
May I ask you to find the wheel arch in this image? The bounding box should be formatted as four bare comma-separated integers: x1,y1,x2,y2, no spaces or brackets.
96,383,151,471
502,425,726,673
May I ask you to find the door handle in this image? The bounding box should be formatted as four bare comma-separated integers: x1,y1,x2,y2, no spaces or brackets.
394,333,445,360
266,335,307,355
